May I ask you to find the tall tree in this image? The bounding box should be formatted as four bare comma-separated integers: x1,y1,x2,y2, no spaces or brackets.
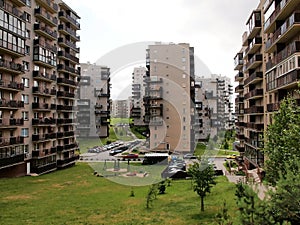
188,161,216,211
264,96,300,185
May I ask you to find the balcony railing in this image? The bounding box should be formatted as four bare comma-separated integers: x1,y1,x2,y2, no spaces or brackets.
0,59,25,73
57,77,77,86
56,105,74,111
244,106,264,114
245,37,262,55
267,103,280,112
245,138,264,148
33,38,57,53
58,24,80,40
57,51,79,63
30,162,57,174
244,72,263,86
245,88,263,99
235,72,244,82
57,38,79,52
235,85,244,93
33,70,56,82
35,0,58,13
268,70,300,91
246,54,262,70
0,154,24,168
0,118,24,127
57,155,79,167
32,133,57,142
0,80,24,91
58,11,80,29
57,64,80,76
34,7,58,27
57,91,75,98
32,86,56,96
234,53,243,70
0,100,24,109
246,123,264,131
0,136,24,147
32,117,56,125
34,23,57,40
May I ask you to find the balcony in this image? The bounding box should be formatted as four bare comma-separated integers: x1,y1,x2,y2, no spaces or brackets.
32,133,57,142
0,80,24,92
264,0,299,33
265,11,300,53
246,10,262,40
0,136,24,147
33,53,56,68
32,86,56,97
56,118,75,125
32,102,51,111
30,162,57,174
267,102,280,112
57,77,78,87
267,69,300,92
57,51,79,64
0,40,25,57
56,105,74,111
57,38,79,52
95,110,110,115
236,134,245,140
58,11,80,29
57,143,78,152
32,117,56,126
0,60,25,74
0,100,24,109
245,37,262,56
32,149,56,158
58,24,80,41
149,118,164,126
246,123,264,131
57,155,79,168
35,0,58,14
235,97,244,104
235,122,245,127
234,53,244,70
101,71,110,80
33,38,57,53
9,0,26,7
57,91,75,99
245,138,264,149
34,8,58,27
33,70,56,82
57,64,80,76
245,88,263,99
0,154,24,168
235,145,245,152
245,54,262,71
244,72,263,86
0,118,23,128
235,85,244,93
34,23,57,41
144,77,163,83
235,72,244,82
245,106,264,114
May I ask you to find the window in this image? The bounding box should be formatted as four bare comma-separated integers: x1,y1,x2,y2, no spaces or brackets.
25,45,30,55
22,111,28,120
22,94,29,104
26,0,31,7
22,145,29,154
182,74,186,79
23,61,29,71
22,78,29,87
26,29,30,39
21,128,29,137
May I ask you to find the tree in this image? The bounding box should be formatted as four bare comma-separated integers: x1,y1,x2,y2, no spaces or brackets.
264,96,300,185
215,200,233,225
188,161,216,211
145,184,158,209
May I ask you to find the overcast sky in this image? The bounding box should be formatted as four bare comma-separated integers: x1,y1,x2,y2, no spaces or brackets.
64,0,259,99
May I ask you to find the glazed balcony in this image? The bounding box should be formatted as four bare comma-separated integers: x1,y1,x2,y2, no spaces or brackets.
0,118,24,128
0,100,24,109
33,38,57,53
0,80,24,92
57,38,79,52
244,37,262,56
264,0,299,33
265,11,300,53
267,69,300,91
0,60,25,74
32,133,57,142
57,51,79,64
0,0,26,21
0,136,24,147
57,91,75,99
0,154,24,168
234,53,243,70
244,72,263,86
244,106,264,114
34,8,58,27
267,102,280,112
235,72,244,82
245,54,262,71
246,10,262,40
32,117,56,126
0,40,25,57
35,0,58,14
32,86,56,96
57,64,80,76
245,88,263,99
33,70,56,82
57,155,79,168
57,77,78,87
33,53,56,68
34,23,57,41
58,24,80,41
58,11,80,29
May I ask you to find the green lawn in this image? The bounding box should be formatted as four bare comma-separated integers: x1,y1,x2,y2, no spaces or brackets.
0,163,240,225
194,143,239,158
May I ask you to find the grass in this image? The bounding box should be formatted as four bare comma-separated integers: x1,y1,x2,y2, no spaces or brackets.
194,143,238,158
0,163,241,225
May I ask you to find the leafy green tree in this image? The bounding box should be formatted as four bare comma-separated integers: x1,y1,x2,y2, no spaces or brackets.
188,161,216,211
264,96,300,185
215,200,233,225
145,184,158,209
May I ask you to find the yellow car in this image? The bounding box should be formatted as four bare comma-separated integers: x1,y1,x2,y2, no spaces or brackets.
226,154,236,159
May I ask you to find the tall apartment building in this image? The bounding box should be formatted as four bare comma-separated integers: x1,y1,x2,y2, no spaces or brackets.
144,42,195,153
77,63,110,138
0,0,80,177
194,75,234,142
234,0,300,170
112,98,131,118
131,66,146,126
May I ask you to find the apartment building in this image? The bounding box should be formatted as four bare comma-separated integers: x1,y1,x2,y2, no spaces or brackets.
112,98,131,118
77,63,110,138
144,42,195,153
234,0,300,170
194,74,234,142
0,0,80,177
131,66,146,126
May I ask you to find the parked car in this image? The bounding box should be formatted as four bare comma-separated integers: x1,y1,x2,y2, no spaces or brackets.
226,154,237,159
123,154,138,159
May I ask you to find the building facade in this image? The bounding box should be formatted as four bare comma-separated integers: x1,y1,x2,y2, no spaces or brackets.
77,63,111,138
234,0,300,170
0,0,80,177
144,42,195,153
112,98,131,118
131,66,146,126
194,74,234,142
